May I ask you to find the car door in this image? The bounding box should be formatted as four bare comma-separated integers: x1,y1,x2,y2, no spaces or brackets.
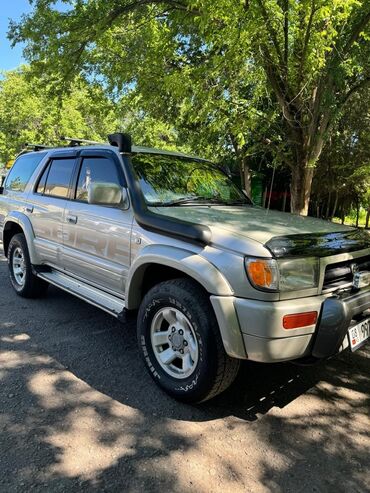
0,151,47,235
26,150,77,267
62,149,132,296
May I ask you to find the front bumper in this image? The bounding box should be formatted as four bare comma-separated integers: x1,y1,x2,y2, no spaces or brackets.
211,289,370,363
312,288,370,358
235,295,322,362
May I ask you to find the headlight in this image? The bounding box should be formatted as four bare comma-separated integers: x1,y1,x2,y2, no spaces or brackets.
245,257,319,292
277,257,319,291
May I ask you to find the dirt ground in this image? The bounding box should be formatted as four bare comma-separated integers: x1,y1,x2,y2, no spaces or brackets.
0,243,369,492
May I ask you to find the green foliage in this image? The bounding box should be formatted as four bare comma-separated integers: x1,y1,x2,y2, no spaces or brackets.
5,1,370,213
333,209,368,228
117,95,190,153
0,67,118,161
7,1,280,166
312,85,370,218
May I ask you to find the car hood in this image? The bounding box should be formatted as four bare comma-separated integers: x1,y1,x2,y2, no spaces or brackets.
151,205,351,245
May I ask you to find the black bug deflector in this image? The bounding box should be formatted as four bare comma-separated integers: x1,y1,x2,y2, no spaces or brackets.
265,229,370,258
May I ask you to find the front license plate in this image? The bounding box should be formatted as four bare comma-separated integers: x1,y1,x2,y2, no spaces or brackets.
348,318,370,351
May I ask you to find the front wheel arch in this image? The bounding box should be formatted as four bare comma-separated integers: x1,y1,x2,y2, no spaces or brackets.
126,247,233,310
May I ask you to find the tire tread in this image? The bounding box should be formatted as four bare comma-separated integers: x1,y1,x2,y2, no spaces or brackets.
139,278,240,402
8,233,48,298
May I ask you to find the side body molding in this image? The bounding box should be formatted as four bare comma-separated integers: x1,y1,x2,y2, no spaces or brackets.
3,212,40,264
126,244,234,310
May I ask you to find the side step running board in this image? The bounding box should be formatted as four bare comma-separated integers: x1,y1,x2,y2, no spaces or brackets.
37,270,126,319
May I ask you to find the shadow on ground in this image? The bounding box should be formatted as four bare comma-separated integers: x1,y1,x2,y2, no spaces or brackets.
0,256,369,491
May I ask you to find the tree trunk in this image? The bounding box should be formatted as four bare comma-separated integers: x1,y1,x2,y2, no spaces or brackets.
290,165,314,215
325,191,332,219
229,135,252,198
241,155,251,198
331,191,339,220
282,190,287,212
365,207,370,229
262,187,267,208
285,108,327,216
316,193,321,218
356,200,360,228
366,208,370,229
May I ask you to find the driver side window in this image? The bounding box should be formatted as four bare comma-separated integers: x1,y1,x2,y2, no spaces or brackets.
75,157,122,202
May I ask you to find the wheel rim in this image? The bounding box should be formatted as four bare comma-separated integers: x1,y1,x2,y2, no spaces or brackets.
150,307,199,379
12,247,26,286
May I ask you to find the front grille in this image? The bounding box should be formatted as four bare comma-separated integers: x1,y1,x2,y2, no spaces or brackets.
323,256,370,291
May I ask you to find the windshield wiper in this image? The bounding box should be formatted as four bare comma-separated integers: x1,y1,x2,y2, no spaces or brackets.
151,196,251,207
223,199,252,206
149,196,208,206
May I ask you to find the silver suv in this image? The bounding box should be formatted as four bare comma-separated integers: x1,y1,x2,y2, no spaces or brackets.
0,133,369,402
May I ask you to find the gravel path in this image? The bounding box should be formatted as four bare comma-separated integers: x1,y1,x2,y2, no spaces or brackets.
0,244,369,492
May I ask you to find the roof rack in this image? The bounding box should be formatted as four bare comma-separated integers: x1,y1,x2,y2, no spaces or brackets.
61,133,132,153
23,143,53,152
61,136,103,147
17,133,132,157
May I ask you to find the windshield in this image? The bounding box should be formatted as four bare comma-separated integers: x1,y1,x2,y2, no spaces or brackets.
131,154,251,206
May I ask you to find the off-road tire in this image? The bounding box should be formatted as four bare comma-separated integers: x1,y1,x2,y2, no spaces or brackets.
137,278,240,403
8,233,48,298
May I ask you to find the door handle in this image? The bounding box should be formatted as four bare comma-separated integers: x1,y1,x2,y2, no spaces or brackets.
25,206,34,213
66,214,78,224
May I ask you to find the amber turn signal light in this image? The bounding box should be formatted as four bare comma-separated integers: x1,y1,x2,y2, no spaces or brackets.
283,311,318,330
245,258,278,290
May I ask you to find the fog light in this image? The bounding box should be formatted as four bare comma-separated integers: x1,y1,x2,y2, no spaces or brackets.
283,311,318,329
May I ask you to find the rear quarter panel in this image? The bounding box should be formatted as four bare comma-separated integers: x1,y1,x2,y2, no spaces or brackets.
0,190,29,242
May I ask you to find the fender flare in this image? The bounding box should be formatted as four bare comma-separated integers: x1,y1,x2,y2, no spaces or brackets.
125,244,233,309
3,212,40,264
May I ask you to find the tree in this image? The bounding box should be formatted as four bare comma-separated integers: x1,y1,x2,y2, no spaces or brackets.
0,67,118,162
246,0,370,214
312,86,370,225
8,1,370,213
7,0,277,195
116,94,190,152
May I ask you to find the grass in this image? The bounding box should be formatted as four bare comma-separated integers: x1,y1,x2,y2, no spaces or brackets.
332,209,368,228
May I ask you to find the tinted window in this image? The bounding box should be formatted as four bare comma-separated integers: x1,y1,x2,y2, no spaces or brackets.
5,152,46,192
76,157,121,202
131,154,250,206
36,162,51,194
44,158,75,198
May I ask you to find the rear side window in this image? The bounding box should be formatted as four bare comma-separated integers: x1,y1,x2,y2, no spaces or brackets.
4,152,46,192
75,157,122,202
36,162,51,194
42,158,76,198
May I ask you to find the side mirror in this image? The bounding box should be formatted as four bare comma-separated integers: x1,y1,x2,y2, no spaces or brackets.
88,182,128,207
